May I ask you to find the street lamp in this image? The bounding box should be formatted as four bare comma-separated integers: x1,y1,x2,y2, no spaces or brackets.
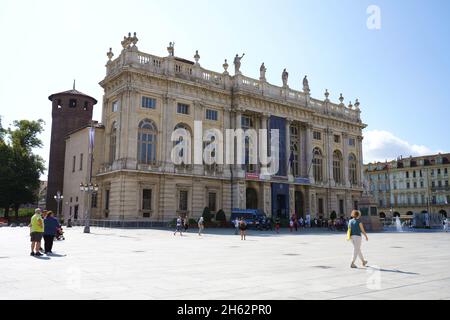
79,183,99,233
53,191,64,222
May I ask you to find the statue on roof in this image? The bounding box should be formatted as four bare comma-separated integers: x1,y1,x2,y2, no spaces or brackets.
167,42,175,56
234,53,245,75
282,68,289,87
303,75,310,93
260,63,267,81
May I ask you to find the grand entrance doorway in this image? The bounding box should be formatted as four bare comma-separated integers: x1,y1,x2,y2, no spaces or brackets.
271,183,289,218
246,188,258,210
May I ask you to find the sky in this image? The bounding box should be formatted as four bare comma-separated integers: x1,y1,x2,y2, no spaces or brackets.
0,0,449,178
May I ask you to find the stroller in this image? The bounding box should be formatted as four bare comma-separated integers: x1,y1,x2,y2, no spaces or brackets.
55,226,65,241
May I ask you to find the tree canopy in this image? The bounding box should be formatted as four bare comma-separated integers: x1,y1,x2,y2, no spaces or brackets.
0,117,45,220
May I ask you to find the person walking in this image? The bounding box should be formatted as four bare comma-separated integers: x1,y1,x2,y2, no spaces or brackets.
239,218,247,240
299,217,304,229
348,210,369,269
198,216,204,236
29,208,44,256
183,217,189,232
43,211,60,255
174,216,183,236
275,215,281,234
443,217,448,232
234,217,240,235
289,219,294,232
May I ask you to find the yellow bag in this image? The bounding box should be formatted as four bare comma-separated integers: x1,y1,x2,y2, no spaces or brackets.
346,226,351,241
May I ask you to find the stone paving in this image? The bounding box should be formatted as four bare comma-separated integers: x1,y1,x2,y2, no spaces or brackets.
0,226,449,300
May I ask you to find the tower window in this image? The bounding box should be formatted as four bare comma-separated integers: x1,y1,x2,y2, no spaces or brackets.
69,99,77,108
83,101,89,111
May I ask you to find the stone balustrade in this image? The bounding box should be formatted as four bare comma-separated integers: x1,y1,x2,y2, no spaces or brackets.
106,47,361,123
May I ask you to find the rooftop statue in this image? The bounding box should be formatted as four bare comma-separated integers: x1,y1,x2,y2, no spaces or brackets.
303,75,310,93
167,42,175,56
234,53,245,75
282,68,289,87
260,63,267,81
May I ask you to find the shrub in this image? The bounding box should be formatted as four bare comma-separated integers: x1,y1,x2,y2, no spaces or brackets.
202,207,213,223
330,211,337,221
169,218,177,228
188,218,197,226
216,209,226,222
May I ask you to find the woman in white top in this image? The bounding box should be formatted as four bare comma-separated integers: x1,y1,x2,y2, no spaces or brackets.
198,216,204,236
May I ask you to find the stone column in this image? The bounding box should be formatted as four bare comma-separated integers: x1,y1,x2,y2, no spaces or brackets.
286,118,293,179
327,128,334,186
193,101,205,176
357,136,364,188
305,124,314,183
263,182,272,217
259,113,269,180
343,133,350,188
163,96,176,171
234,109,244,178
222,108,232,179
289,184,295,216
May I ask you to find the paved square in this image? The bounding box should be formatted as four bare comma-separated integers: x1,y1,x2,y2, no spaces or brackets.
1,226,449,300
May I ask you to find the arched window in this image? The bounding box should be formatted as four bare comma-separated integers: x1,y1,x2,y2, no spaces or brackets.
349,153,358,185
173,123,192,165
333,150,343,184
109,122,117,164
313,148,323,183
138,119,157,165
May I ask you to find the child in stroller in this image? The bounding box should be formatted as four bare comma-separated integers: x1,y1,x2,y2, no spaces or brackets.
55,226,65,241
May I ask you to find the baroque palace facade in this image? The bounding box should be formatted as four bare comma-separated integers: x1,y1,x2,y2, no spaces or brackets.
365,153,450,218
60,33,366,222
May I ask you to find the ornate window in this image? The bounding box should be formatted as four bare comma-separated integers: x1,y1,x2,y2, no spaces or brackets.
290,125,300,177
349,153,358,185
179,190,188,212
333,150,343,184
313,147,323,183
242,115,256,173
137,119,157,165
173,123,192,166
109,122,117,163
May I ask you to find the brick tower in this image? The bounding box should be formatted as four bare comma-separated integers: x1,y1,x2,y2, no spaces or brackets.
46,83,97,212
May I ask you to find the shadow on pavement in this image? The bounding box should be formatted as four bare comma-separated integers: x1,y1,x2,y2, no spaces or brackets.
33,256,50,260
369,267,419,275
48,253,66,257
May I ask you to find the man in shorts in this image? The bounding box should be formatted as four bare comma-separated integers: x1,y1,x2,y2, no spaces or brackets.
29,208,44,256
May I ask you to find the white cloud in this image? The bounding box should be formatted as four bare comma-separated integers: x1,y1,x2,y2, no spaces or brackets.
363,130,436,164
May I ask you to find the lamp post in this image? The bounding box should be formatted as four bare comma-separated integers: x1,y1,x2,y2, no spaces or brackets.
79,183,99,233
53,191,64,222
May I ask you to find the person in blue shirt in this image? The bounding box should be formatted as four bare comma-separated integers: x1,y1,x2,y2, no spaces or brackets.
43,211,60,255
348,210,369,269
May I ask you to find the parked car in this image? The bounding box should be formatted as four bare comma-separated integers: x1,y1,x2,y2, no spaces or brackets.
230,209,267,230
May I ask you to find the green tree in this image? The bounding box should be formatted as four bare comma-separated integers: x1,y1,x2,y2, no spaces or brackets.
0,118,14,218
330,211,337,221
215,209,226,222
202,207,213,223
0,118,45,220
